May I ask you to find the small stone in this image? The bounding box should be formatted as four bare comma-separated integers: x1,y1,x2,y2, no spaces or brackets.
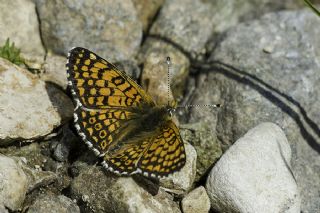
206,123,300,213
27,194,80,213
0,155,28,211
181,186,210,213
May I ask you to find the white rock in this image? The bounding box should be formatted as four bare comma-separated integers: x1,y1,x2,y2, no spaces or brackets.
206,122,300,213
0,0,45,59
0,58,73,144
160,142,197,194
181,186,210,213
0,155,28,211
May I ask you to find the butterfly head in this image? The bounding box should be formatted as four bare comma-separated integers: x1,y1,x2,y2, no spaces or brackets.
166,99,177,117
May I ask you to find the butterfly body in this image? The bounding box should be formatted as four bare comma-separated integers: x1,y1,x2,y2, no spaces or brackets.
66,47,186,178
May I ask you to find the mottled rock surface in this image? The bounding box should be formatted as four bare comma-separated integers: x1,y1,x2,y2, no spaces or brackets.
0,58,73,144
181,186,210,213
0,0,45,59
0,155,28,211
206,123,300,213
190,10,320,212
36,0,142,61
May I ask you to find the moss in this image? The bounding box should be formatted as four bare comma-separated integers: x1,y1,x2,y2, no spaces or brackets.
0,38,24,65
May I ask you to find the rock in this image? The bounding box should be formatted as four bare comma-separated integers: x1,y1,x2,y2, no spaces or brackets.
190,10,320,212
0,0,45,60
51,125,78,162
149,0,215,55
0,155,28,211
181,186,210,213
70,166,181,213
132,0,165,32
36,0,142,61
41,54,68,90
0,58,73,144
180,122,222,182
160,142,197,194
27,194,80,213
140,39,190,102
206,123,300,213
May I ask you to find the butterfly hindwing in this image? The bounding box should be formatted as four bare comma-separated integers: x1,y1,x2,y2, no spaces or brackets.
103,120,186,177
74,107,133,155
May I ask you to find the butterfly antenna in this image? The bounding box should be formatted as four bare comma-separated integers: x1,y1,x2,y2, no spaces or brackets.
166,56,171,107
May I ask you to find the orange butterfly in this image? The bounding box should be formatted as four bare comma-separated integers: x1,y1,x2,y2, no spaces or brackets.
66,47,186,178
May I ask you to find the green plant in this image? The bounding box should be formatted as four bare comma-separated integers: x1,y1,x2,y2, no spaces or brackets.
0,38,24,65
304,0,320,17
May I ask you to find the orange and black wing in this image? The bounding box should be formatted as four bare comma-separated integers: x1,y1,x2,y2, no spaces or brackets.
66,47,155,109
103,120,186,177
66,47,154,156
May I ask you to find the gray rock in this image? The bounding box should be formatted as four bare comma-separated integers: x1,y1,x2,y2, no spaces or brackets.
190,10,320,212
180,122,222,182
36,0,142,61
181,186,210,213
206,123,300,213
160,142,197,195
41,54,68,90
70,166,181,213
0,155,28,211
132,0,165,32
0,0,45,60
140,39,190,102
113,59,141,80
150,0,215,55
27,194,80,213
0,58,73,144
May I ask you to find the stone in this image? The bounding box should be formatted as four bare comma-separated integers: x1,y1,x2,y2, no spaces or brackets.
160,142,197,194
132,0,165,32
206,123,300,213
0,58,73,144
140,39,190,102
70,166,181,213
191,10,320,212
0,155,28,211
180,122,222,182
149,0,215,55
27,194,80,213
41,54,68,90
0,0,45,60
36,0,142,61
181,186,210,213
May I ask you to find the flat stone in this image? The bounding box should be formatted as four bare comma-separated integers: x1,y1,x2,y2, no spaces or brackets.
36,0,142,61
206,123,300,213
0,58,73,144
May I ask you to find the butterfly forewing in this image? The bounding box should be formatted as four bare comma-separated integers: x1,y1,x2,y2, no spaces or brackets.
67,47,155,109
67,47,186,178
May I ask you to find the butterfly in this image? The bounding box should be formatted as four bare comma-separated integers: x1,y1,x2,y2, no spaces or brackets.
66,47,186,178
